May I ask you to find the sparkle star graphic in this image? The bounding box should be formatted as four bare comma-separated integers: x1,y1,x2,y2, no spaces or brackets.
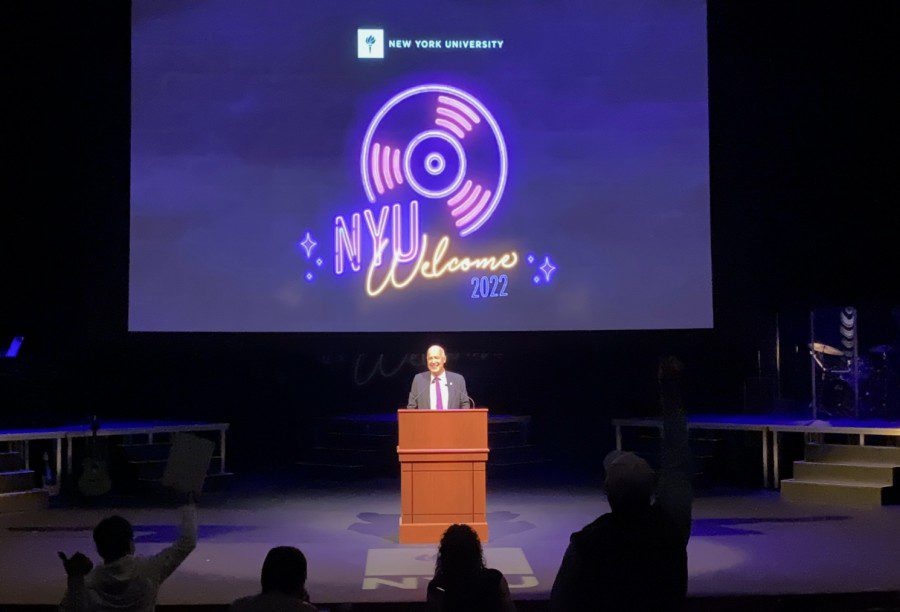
299,232,317,259
539,256,557,282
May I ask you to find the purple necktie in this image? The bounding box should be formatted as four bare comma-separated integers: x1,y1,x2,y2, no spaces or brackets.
434,377,444,410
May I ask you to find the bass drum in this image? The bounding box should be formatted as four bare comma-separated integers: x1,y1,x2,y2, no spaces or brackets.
859,354,897,418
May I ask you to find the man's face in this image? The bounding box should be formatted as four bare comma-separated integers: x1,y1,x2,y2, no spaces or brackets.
427,346,446,376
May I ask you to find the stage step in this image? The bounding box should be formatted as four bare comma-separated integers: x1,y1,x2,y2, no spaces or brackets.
781,443,900,506
0,488,49,514
780,479,894,506
0,451,25,471
0,469,36,493
804,443,900,465
792,461,898,485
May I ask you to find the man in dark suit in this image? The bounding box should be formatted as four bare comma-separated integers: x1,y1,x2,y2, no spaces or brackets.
407,345,471,409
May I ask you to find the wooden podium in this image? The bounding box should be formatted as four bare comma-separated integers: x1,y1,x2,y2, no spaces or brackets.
397,409,489,544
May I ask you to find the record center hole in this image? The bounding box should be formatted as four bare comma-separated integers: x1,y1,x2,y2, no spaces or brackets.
425,153,446,175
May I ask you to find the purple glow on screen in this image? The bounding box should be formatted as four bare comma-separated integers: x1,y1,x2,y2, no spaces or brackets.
129,0,711,332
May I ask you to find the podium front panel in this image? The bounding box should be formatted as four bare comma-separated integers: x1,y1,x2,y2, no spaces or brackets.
397,409,489,543
412,464,474,517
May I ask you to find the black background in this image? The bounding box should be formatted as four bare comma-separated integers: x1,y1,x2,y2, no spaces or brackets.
3,2,898,470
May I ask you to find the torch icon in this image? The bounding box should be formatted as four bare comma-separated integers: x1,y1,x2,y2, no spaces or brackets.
365,35,376,53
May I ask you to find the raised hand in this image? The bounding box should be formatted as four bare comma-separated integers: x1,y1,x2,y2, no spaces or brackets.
58,551,94,577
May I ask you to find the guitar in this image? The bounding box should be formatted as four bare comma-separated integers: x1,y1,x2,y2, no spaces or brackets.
78,416,111,496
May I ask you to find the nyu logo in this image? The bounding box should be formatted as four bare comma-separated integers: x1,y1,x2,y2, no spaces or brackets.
357,29,384,59
362,548,538,591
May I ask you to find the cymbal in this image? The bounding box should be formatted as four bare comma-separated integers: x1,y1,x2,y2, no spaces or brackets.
809,342,844,356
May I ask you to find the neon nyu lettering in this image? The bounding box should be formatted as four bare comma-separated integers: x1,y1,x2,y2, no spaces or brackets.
335,201,420,274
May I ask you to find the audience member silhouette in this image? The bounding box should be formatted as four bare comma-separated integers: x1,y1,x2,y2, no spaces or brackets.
427,524,516,612
231,546,318,611
59,496,198,612
550,356,693,611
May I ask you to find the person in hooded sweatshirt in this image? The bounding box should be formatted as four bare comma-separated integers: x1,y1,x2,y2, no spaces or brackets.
59,498,197,612
550,357,692,612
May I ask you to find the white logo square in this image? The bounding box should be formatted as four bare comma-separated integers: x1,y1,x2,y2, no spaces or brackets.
365,548,533,576
357,29,384,59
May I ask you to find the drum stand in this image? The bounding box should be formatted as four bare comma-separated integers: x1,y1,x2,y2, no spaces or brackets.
810,310,859,419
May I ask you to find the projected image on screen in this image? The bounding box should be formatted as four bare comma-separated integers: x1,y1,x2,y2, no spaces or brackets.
130,1,711,332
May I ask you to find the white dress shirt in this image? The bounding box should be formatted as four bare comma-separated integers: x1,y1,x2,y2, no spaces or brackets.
429,373,449,410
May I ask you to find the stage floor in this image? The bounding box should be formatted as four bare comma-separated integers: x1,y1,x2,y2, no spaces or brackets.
2,474,899,606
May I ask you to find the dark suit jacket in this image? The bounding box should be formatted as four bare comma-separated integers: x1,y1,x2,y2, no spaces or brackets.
407,370,470,409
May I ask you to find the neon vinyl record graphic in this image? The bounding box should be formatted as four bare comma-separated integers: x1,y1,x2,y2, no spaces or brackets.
361,84,508,238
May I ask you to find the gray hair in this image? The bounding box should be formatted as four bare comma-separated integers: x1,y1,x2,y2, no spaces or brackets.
426,345,446,358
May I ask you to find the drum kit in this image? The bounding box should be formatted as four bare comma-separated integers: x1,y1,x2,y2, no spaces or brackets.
808,341,895,416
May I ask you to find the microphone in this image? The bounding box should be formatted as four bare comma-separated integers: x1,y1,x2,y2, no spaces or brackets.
462,393,475,409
